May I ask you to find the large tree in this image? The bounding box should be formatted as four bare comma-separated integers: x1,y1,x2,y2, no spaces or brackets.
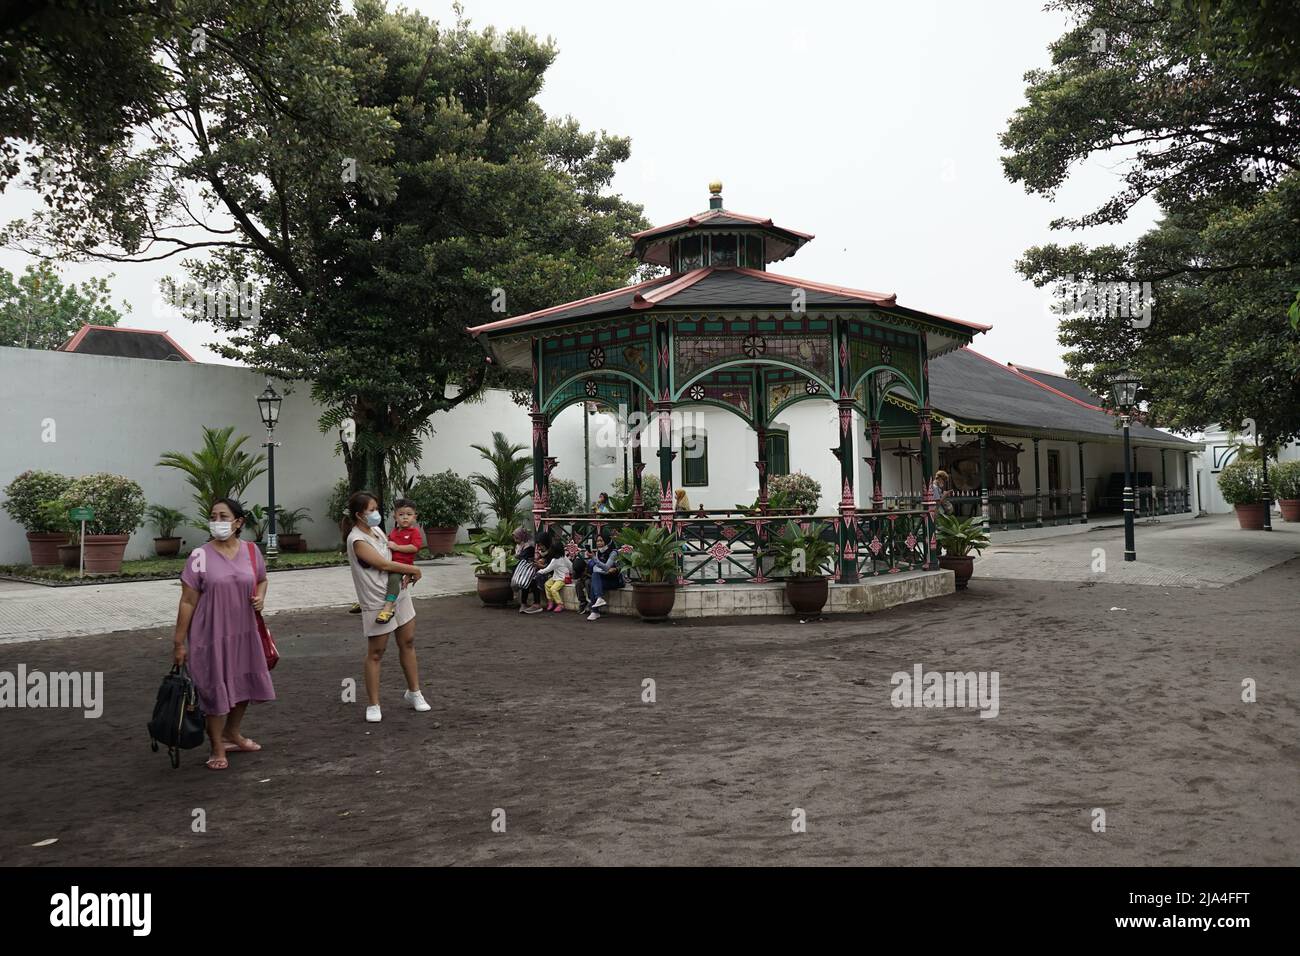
1001,0,1300,443
5,0,651,508
0,262,127,349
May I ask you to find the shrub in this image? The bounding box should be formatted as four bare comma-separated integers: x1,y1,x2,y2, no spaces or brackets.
547,478,583,514
157,426,267,528
2,470,73,532
768,520,836,577
611,473,661,508
614,525,683,583
1217,458,1270,506
326,478,351,526
1271,460,1300,500
409,470,478,528
935,512,991,557
768,472,822,515
469,432,531,525
62,473,146,535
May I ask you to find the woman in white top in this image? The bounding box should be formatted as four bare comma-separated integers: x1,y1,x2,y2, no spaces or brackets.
344,490,428,722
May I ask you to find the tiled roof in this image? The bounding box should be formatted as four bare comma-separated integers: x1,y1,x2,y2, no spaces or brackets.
929,349,1198,447
629,207,814,266
59,325,194,362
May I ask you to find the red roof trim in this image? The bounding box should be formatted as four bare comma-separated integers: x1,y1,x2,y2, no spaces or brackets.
632,267,713,308
59,324,196,361
466,273,676,335
731,267,896,305
964,348,1108,412
630,207,815,242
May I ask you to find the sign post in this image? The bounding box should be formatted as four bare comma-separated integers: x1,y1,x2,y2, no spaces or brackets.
68,507,94,578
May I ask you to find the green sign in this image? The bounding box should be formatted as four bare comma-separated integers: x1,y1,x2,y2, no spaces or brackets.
68,507,94,522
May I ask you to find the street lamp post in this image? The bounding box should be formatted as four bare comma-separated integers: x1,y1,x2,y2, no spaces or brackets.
1109,370,1141,562
257,383,283,558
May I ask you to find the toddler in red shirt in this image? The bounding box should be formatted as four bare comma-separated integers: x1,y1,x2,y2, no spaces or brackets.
377,498,422,623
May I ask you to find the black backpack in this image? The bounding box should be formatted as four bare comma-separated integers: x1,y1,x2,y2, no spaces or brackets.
148,665,206,768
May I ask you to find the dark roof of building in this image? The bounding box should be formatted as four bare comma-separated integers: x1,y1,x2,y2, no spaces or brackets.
927,348,1198,447
1008,363,1105,406
59,325,194,362
468,266,989,340
629,207,814,266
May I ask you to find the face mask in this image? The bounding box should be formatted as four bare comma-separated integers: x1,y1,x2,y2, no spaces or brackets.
209,520,234,540
365,511,382,528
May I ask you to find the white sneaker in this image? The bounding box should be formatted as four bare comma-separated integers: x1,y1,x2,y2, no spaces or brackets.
586,611,600,622
366,705,382,723
592,597,607,609
404,690,431,712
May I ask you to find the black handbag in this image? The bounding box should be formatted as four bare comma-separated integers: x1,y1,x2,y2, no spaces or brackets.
148,665,206,769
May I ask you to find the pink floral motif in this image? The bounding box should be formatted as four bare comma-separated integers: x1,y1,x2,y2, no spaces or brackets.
564,541,580,558
720,526,740,539
929,536,938,550
869,536,883,555
707,541,731,562
905,533,918,551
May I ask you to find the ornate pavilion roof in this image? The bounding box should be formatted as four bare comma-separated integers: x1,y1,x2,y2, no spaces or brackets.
628,208,814,267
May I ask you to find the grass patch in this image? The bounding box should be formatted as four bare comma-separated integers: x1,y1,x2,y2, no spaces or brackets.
0,548,350,586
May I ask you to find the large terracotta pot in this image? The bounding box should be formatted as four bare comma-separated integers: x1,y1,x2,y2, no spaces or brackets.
277,533,302,552
631,581,677,621
1233,503,1267,530
82,534,130,574
58,543,81,569
26,532,67,567
1279,499,1300,523
939,554,975,589
424,526,457,556
785,576,829,613
476,572,513,607
154,536,182,557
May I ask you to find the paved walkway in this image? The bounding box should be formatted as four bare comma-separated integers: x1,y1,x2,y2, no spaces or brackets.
1,516,1294,642
0,556,475,645
977,513,1300,587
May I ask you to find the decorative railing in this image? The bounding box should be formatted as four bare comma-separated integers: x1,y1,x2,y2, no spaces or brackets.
541,508,935,583
882,486,1191,530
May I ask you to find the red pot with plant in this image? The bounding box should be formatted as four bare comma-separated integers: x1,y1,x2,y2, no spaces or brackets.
2,470,74,566
62,473,147,574
1218,460,1270,532
409,470,477,558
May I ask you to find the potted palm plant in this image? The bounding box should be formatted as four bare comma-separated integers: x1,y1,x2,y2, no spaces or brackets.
61,473,146,573
326,478,352,549
277,507,313,551
157,425,266,531
466,524,518,606
768,520,836,613
1217,459,1271,530
2,470,73,566
469,431,532,526
1271,460,1300,522
146,504,188,556
615,525,684,621
934,513,991,589
409,470,478,555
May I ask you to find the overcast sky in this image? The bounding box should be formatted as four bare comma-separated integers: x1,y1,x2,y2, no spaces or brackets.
1,0,1160,373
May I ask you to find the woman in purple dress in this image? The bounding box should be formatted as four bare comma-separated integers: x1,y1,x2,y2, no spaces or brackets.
171,498,276,770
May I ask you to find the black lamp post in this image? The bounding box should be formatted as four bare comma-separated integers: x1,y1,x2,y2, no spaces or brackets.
1109,370,1140,562
257,383,283,557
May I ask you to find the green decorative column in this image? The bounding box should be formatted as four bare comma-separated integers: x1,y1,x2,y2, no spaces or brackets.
530,339,549,531
1032,437,1042,528
979,432,989,528
834,319,859,583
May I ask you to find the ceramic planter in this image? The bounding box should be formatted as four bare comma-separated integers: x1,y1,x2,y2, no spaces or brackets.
938,554,975,589
1233,502,1267,530
25,532,67,567
58,543,81,569
154,536,182,557
631,581,677,621
476,572,513,607
424,526,457,556
1279,499,1300,522
277,533,302,552
785,576,829,613
82,534,130,573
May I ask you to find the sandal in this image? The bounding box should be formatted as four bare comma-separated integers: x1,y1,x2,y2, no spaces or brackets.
374,608,396,624
349,603,362,613
205,755,229,771
222,738,261,753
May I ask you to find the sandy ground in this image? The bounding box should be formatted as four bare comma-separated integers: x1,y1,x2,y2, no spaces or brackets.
1,559,1297,867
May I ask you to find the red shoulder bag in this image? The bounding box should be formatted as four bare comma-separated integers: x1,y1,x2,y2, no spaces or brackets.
247,541,279,670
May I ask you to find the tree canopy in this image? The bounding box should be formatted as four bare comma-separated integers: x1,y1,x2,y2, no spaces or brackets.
1001,0,1300,443
0,262,127,350
5,0,652,506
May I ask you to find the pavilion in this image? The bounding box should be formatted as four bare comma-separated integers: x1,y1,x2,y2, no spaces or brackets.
468,182,990,586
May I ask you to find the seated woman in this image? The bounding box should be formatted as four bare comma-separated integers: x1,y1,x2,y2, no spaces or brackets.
585,534,624,621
